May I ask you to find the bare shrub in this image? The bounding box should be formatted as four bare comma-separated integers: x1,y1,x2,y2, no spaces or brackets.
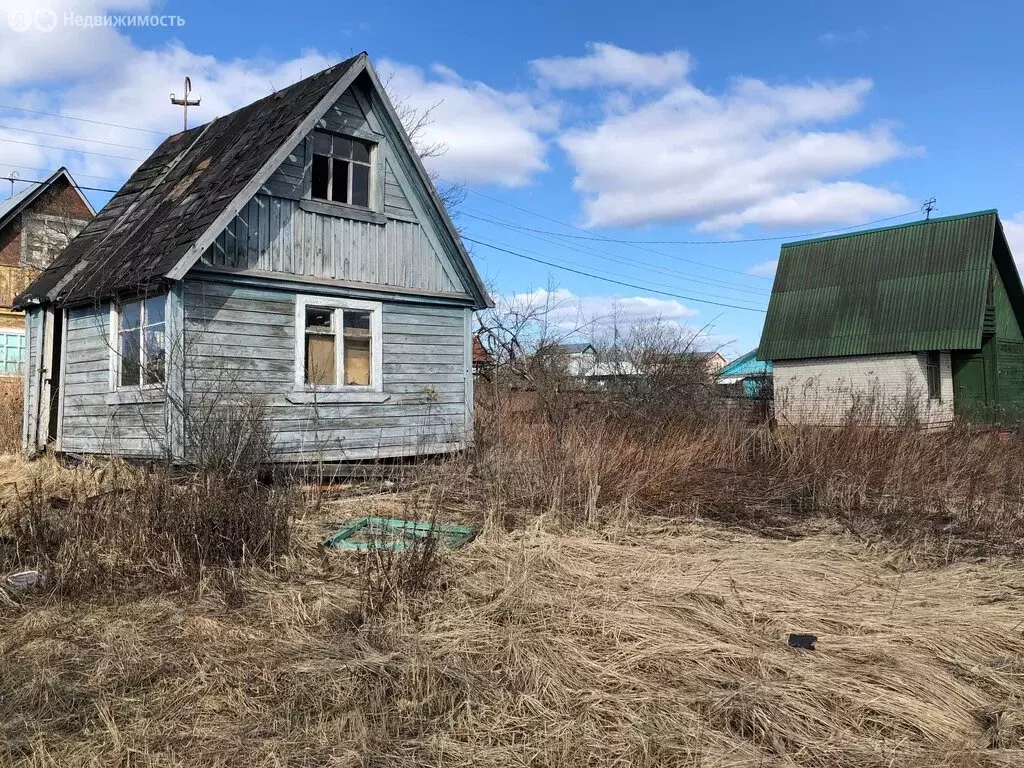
0,401,296,599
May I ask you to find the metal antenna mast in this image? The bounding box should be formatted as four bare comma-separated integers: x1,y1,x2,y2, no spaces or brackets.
4,170,18,197
923,197,937,220
170,76,201,131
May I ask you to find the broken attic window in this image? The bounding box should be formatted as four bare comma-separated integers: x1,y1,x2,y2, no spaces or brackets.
310,130,374,208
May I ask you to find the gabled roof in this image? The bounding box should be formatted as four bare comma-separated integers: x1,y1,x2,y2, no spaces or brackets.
758,210,1024,360
15,53,491,310
0,167,94,233
550,342,595,354
716,348,773,380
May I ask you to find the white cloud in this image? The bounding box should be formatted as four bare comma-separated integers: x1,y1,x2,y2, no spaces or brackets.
503,287,699,332
698,182,910,232
1002,211,1024,268
531,42,690,90
377,60,557,187
0,4,556,202
746,260,778,278
556,52,915,231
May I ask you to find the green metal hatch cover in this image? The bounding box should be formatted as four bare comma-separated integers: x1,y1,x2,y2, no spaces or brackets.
322,516,476,552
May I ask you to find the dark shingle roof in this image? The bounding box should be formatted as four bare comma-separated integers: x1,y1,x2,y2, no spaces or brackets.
759,210,1024,360
15,55,362,308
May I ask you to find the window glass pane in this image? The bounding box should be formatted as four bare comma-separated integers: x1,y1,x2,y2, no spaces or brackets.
305,334,336,385
313,131,332,155
306,306,333,330
343,310,371,335
312,154,330,200
331,159,349,203
351,164,370,208
332,135,352,158
144,324,166,385
344,338,371,386
121,300,141,330
145,295,166,327
120,329,141,387
352,139,371,164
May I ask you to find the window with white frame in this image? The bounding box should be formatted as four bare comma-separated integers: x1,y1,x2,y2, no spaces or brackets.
296,296,381,390
0,330,25,375
114,295,166,388
310,130,373,208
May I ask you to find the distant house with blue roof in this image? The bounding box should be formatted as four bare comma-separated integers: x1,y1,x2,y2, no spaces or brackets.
716,348,773,398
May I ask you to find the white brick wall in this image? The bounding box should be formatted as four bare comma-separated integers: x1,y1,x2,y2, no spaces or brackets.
774,352,954,427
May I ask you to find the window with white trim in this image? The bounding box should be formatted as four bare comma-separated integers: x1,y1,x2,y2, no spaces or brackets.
310,130,374,208
0,330,25,375
296,296,381,390
114,295,166,388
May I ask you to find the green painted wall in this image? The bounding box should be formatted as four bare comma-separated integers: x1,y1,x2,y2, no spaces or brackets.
994,261,1024,417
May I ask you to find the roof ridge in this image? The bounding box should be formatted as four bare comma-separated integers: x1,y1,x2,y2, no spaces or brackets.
781,209,999,249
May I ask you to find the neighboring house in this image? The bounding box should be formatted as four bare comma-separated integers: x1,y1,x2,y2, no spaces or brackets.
14,54,491,460
472,334,494,375
716,348,773,398
548,342,598,376
0,168,93,376
759,210,1024,426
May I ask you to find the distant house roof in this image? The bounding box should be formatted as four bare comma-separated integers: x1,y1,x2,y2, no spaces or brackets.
550,342,595,354
472,335,494,366
716,348,772,384
0,167,94,233
15,54,491,311
759,210,1024,360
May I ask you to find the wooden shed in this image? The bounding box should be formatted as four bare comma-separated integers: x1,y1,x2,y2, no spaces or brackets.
14,53,492,462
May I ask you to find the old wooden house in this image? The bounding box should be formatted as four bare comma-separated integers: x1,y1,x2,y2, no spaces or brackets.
759,210,1024,426
1,168,93,375
14,54,491,461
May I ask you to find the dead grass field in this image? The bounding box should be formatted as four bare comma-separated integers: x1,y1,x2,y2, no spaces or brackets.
1,452,1023,767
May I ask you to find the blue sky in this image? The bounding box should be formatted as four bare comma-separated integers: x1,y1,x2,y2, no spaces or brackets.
3,0,1024,356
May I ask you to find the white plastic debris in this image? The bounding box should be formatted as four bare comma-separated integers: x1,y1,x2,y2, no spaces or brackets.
6,570,43,590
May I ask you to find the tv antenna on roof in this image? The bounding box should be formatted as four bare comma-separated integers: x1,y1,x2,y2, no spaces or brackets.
923,197,937,220
4,170,18,197
170,76,201,131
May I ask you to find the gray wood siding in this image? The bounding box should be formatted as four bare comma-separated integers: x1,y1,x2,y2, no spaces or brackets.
60,304,166,457
23,308,42,452
384,160,415,218
182,278,470,461
201,195,457,293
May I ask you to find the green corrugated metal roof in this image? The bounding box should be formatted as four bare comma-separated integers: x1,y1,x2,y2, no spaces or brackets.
759,210,1000,360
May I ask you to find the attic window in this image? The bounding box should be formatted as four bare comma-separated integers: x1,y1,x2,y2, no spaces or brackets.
311,131,373,208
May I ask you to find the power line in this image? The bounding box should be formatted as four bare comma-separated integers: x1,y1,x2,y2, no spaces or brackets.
462,186,922,246
0,137,146,162
0,104,168,135
1,175,121,195
0,162,126,185
0,124,155,152
464,236,768,313
464,210,770,297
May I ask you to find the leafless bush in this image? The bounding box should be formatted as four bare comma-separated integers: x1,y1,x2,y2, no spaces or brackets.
0,400,296,599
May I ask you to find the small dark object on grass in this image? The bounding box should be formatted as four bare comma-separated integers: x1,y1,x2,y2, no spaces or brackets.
788,633,817,650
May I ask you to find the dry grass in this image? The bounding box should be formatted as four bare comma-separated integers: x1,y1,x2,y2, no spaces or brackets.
1,479,1022,766
0,377,21,455
464,393,1024,557
2,387,1024,765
